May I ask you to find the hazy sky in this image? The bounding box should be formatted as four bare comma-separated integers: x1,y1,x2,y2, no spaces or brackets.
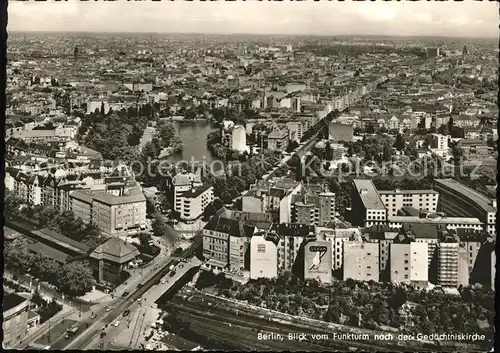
8,0,499,38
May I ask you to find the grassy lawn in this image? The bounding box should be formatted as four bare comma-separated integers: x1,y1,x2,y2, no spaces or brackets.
34,319,77,346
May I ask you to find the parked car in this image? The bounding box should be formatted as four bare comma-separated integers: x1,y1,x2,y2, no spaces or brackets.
114,320,121,327
90,313,96,319
105,306,112,312
100,332,107,339
122,291,129,297
123,310,130,317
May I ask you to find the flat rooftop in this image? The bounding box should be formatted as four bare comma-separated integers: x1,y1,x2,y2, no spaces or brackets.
379,189,439,195
353,179,386,210
434,179,495,212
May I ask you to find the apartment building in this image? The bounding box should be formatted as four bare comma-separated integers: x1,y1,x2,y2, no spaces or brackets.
70,187,147,236
351,179,387,227
249,231,280,280
379,189,439,217
434,179,496,235
390,242,429,287
343,236,380,282
286,120,303,142
294,192,336,227
427,133,449,151
437,242,469,287
242,178,304,224
364,224,399,274
221,120,247,153
202,209,256,272
271,223,314,275
267,129,289,151
176,184,214,221
3,292,32,349
171,170,214,221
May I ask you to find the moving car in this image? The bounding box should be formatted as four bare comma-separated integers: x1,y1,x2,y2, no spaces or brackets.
105,306,112,312
65,325,79,339
122,291,129,297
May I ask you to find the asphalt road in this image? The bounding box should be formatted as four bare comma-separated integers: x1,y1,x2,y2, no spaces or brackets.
65,239,200,350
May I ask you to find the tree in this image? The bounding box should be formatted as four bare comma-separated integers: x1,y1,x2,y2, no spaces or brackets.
325,142,334,160
152,219,166,237
382,145,392,162
452,145,464,165
394,133,405,151
366,124,376,134
448,115,454,132
286,140,299,153
56,261,95,296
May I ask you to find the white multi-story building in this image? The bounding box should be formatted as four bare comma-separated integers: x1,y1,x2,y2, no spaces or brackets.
172,171,213,221
250,231,280,280
343,237,379,282
379,189,439,217
221,120,247,153
389,242,428,287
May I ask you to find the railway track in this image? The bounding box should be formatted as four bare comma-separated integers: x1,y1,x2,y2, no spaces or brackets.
165,300,404,352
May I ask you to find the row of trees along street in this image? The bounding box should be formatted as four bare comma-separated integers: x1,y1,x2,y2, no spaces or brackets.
5,237,95,297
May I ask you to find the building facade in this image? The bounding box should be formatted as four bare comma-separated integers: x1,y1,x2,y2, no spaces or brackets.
379,189,439,217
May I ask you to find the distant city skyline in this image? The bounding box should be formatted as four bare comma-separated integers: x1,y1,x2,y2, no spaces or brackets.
8,1,499,38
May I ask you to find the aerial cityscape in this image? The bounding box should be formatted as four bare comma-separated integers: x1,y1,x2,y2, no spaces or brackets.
3,1,497,352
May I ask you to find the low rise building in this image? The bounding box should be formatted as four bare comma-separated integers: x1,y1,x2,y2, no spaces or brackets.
90,237,140,285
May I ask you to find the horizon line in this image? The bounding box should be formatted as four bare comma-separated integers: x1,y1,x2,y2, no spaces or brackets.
7,30,497,40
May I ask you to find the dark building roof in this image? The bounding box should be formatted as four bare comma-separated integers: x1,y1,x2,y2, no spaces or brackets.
31,228,91,255
26,241,69,263
271,223,315,237
402,223,439,239
90,237,140,264
204,213,256,238
3,293,28,312
398,206,421,217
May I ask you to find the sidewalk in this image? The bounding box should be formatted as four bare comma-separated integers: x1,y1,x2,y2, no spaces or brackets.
16,306,76,349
